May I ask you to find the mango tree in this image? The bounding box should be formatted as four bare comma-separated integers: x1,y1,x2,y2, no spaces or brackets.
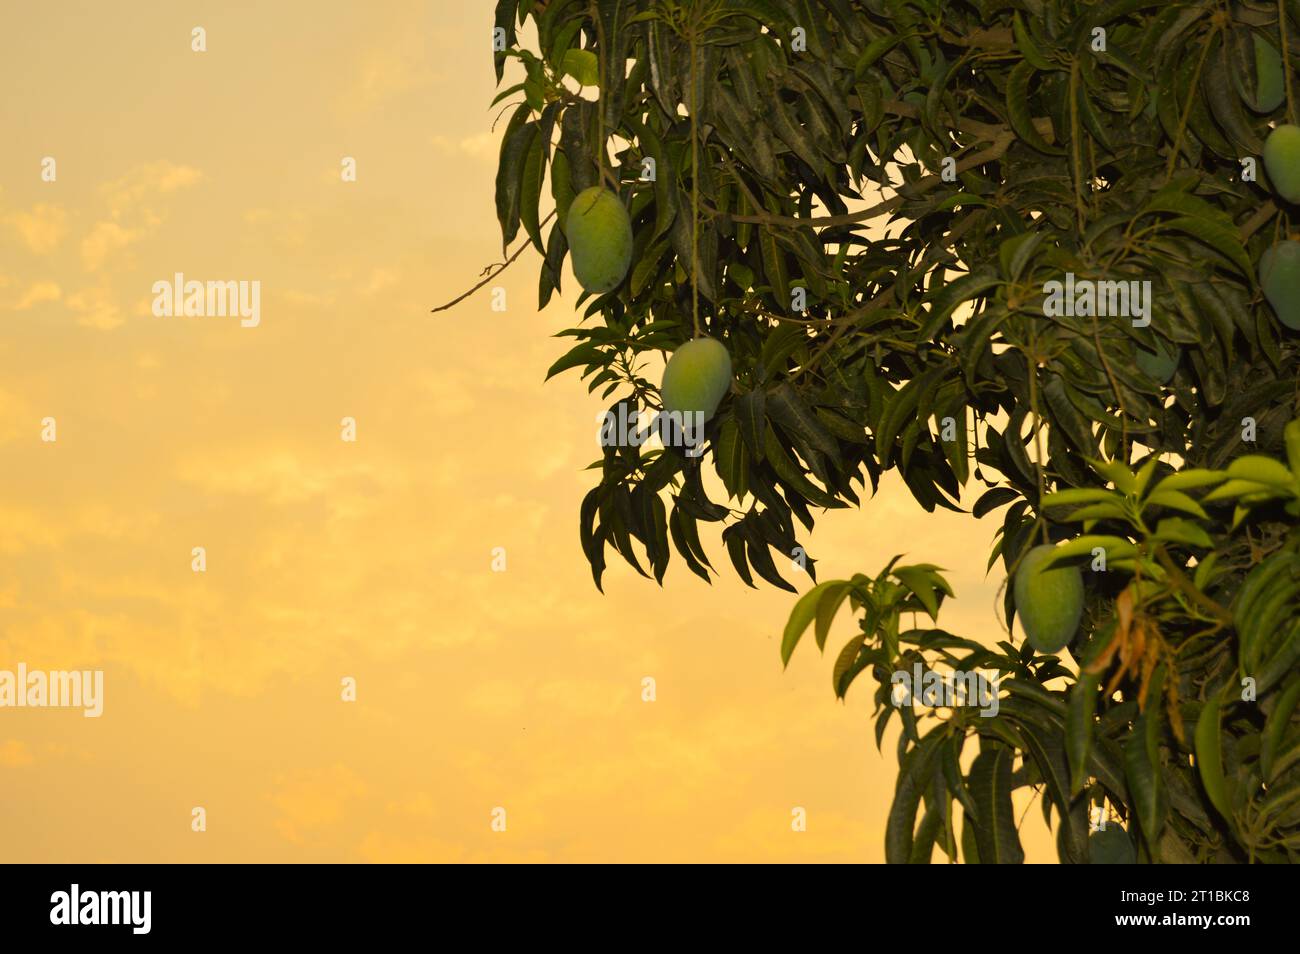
476,0,1300,862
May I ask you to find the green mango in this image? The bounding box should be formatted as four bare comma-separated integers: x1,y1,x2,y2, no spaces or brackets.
1252,35,1284,113
1260,240,1300,330
1013,544,1084,653
565,187,633,294
1088,825,1136,864
660,337,733,421
1264,124,1300,204
1134,336,1179,383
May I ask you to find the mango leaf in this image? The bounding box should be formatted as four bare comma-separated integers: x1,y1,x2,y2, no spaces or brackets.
886,733,944,864
814,581,853,651
973,486,1020,517
1156,216,1252,279
733,390,767,462
1225,455,1296,489
1066,671,1100,795
495,118,539,251
893,567,941,620
550,149,575,226
519,128,547,253
714,418,749,500
998,231,1044,283
1125,669,1169,845
561,48,600,87
1092,458,1138,495
1262,681,1300,782
1045,535,1136,564
781,580,844,666
1151,517,1213,549
1005,61,1061,154
832,632,867,699
1142,489,1207,519
1204,478,1284,503
1012,11,1054,72
1042,487,1122,508
1149,468,1227,494
764,427,845,510
968,745,1024,864
920,267,1001,340
1194,688,1232,821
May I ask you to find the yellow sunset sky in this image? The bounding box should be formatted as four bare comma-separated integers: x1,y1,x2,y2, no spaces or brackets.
0,0,1053,862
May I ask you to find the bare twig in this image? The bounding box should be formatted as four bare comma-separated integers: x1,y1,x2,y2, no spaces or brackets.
430,210,556,313
879,98,1031,143
1092,316,1129,461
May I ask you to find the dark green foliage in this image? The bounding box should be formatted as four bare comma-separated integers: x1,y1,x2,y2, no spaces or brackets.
489,0,1300,862
1089,824,1136,864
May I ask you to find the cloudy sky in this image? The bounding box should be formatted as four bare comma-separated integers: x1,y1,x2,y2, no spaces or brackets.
0,0,1053,862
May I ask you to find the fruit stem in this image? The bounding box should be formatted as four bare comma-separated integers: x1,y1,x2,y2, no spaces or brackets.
590,1,607,178
689,12,701,340
1091,315,1129,460
1025,329,1049,545
1282,0,1296,126
1163,27,1215,185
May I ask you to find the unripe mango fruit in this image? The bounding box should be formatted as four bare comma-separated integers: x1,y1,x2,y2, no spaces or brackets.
1264,125,1300,204
1252,36,1284,113
564,186,633,294
660,337,732,421
1013,544,1084,653
1260,240,1300,330
1088,825,1135,864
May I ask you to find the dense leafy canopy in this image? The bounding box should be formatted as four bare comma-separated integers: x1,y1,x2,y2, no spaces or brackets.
485,0,1300,862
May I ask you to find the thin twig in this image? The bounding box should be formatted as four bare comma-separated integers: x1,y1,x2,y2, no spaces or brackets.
1069,58,1086,232
1016,785,1042,832
430,210,556,313
1164,28,1215,184
690,14,700,338
591,0,607,176
1092,316,1129,461
1282,0,1296,126
1026,327,1048,542
877,98,1028,142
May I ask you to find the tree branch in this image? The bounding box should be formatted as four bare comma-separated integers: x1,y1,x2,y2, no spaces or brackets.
1240,200,1278,240
431,210,557,313
713,132,1016,229
1153,545,1234,626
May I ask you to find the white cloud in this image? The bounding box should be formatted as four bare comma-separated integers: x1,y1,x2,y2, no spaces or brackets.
430,132,499,163
7,203,67,254
65,286,123,330
81,221,141,271
363,266,399,295
0,740,34,768
101,161,203,219
13,281,62,310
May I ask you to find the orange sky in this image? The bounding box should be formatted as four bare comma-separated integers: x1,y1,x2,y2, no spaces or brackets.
0,0,1053,862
